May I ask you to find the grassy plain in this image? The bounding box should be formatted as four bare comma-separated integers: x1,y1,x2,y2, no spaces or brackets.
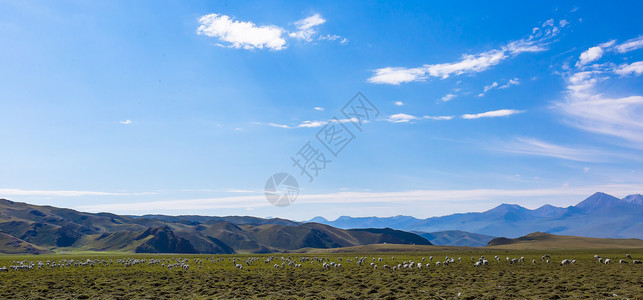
0,248,642,299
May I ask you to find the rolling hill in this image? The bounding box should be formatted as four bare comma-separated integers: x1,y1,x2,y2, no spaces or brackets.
0,198,431,254
308,192,643,239
486,232,643,250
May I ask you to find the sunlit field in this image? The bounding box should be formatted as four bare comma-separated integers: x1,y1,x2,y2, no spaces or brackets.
1,249,641,299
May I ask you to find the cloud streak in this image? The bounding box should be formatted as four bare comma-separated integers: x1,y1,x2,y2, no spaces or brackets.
0,188,154,197
76,184,643,213
368,19,563,84
492,137,632,162
462,109,524,119
384,113,453,123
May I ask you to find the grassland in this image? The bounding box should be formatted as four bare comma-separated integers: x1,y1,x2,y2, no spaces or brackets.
1,248,642,299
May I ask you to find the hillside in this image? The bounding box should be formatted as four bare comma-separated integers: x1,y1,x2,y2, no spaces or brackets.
0,199,431,254
308,192,643,239
486,232,643,250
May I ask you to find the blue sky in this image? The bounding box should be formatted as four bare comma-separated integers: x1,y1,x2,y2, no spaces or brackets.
1,1,642,220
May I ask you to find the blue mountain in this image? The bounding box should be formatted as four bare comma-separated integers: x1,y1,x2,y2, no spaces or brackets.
307,192,643,239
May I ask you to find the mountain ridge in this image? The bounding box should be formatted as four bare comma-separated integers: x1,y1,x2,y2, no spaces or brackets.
307,192,643,239
0,198,431,254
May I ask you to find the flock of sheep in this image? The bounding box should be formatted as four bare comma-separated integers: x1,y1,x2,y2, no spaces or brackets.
593,254,641,265
0,253,640,273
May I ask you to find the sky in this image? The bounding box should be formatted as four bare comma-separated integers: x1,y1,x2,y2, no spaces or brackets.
1,1,642,221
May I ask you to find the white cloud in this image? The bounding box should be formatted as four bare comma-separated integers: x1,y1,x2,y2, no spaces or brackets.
615,36,643,53
462,109,524,119
615,61,643,76
368,19,562,84
441,93,456,102
499,78,520,89
264,118,360,128
367,67,427,85
483,82,499,92
197,13,341,50
267,123,291,129
0,188,154,197
76,184,643,215
385,113,419,123
197,14,287,50
119,120,132,125
289,13,326,41
394,101,404,106
314,106,325,111
493,137,627,162
555,69,643,148
384,113,453,123
478,79,519,96
577,46,604,66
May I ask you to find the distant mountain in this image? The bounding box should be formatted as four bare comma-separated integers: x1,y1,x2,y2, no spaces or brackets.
486,232,643,250
0,199,431,254
415,230,496,247
623,194,643,205
308,192,643,239
130,215,300,226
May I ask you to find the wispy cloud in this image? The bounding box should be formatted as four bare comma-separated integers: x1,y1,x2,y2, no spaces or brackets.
441,93,456,102
119,120,132,125
614,36,643,53
384,113,453,123
289,13,325,41
462,109,524,119
368,19,563,84
554,41,643,148
492,137,629,162
261,118,360,128
394,101,404,106
76,183,643,213
197,13,341,51
615,61,643,76
499,78,520,89
478,78,520,97
313,106,325,111
0,188,154,197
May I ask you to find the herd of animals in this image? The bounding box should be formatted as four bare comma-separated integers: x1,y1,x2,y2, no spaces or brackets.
0,253,640,273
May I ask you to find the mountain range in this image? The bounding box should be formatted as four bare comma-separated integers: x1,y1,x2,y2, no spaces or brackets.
0,192,641,254
308,192,643,239
0,198,431,254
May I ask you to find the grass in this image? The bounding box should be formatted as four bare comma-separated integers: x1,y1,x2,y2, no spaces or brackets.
0,249,642,299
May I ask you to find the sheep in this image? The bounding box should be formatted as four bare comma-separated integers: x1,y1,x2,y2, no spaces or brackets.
604,259,611,264
561,259,571,266
599,258,604,264
619,260,628,264
633,260,641,264
235,264,243,270
626,254,632,259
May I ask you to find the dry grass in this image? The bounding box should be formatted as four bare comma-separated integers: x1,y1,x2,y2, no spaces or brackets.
0,249,641,299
